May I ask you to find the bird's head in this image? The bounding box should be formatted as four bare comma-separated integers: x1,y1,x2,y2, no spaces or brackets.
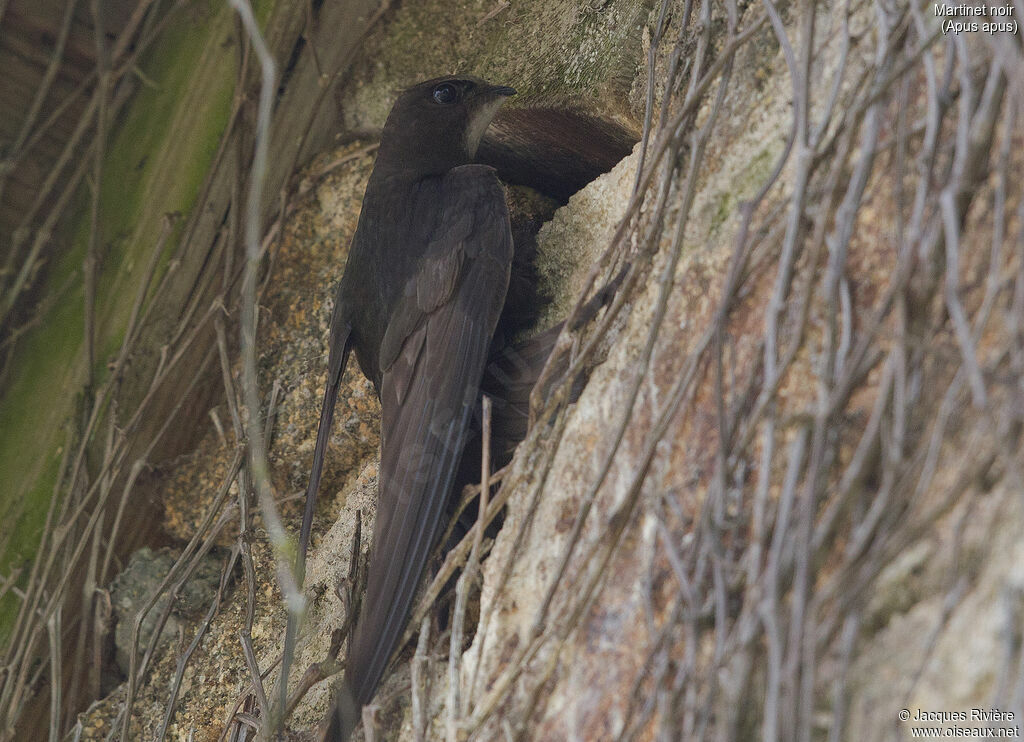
373,76,516,179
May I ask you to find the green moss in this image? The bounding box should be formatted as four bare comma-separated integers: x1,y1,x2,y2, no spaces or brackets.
90,1,238,349
709,192,734,236
0,0,251,638
707,147,775,238
745,148,775,193
0,446,64,641
0,280,86,633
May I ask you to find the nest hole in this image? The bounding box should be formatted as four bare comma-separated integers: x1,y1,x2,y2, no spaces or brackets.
478,107,639,204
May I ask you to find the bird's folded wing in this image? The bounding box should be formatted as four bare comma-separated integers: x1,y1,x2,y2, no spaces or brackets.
346,165,513,706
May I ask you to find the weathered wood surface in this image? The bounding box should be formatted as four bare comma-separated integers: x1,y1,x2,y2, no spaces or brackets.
0,0,384,735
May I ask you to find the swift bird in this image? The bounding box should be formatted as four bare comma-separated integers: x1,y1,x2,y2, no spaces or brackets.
300,75,517,740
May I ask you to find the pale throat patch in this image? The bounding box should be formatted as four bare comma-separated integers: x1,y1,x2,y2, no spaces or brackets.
465,99,505,158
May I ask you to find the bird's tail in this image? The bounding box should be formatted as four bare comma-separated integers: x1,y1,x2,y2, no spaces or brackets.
321,677,360,741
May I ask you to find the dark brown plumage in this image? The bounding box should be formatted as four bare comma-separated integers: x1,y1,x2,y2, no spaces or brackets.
301,76,517,741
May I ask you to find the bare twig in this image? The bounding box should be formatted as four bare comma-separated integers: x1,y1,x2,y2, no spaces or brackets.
411,615,432,742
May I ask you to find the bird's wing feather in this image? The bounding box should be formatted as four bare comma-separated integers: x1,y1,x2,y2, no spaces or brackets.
345,165,512,708
378,199,474,375
301,297,353,564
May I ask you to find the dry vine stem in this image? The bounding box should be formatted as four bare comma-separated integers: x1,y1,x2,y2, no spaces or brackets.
4,0,1024,739
438,2,1024,741
0,0,381,735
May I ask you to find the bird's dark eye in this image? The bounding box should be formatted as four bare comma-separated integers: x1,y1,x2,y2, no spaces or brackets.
432,83,459,105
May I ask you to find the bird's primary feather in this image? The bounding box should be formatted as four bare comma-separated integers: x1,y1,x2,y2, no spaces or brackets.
346,165,512,707
307,77,518,742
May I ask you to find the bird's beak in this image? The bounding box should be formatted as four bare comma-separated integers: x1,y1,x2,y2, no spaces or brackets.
488,85,517,98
